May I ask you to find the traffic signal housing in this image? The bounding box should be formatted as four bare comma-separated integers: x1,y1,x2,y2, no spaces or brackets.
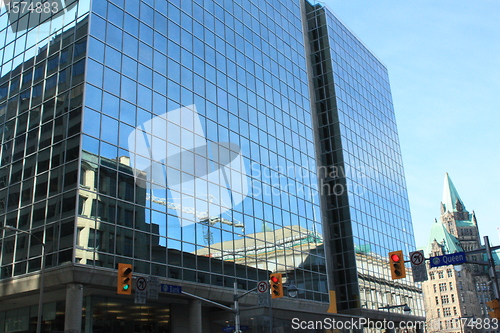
270,273,284,298
389,250,406,280
117,263,133,295
487,298,500,319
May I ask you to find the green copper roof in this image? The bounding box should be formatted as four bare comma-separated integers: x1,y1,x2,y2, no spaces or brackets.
442,173,466,213
492,250,500,266
423,220,464,256
480,250,500,266
455,220,476,228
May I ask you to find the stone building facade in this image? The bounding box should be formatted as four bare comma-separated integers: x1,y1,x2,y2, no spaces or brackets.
422,174,497,333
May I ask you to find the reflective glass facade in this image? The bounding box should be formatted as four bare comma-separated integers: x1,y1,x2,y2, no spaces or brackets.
1,0,423,328
0,0,91,278
306,2,423,315
1,0,328,302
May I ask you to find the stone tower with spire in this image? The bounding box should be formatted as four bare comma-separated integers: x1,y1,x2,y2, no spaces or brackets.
440,173,481,253
421,174,493,333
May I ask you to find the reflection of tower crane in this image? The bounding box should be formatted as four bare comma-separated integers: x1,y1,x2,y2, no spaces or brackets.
199,216,245,246
146,193,244,245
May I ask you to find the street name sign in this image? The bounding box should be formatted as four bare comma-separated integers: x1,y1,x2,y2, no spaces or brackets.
430,251,466,268
160,284,183,294
409,250,428,282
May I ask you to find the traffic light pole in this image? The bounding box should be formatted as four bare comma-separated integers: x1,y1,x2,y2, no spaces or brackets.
422,236,500,319
234,282,241,333
233,282,258,333
464,236,500,299
183,283,260,333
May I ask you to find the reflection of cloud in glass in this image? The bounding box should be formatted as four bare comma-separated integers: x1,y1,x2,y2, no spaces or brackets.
128,105,249,227
5,0,79,33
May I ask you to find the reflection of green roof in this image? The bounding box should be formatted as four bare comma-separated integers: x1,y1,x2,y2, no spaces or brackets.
478,250,500,266
442,173,466,213
423,221,463,257
493,250,500,266
355,244,371,254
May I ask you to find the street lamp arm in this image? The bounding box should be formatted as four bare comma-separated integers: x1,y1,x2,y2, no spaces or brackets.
235,286,257,300
181,291,234,312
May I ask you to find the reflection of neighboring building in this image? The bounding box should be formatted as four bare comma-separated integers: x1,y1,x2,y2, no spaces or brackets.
77,150,148,270
77,150,273,287
355,247,422,313
194,225,322,269
422,174,496,333
0,13,88,276
195,225,329,298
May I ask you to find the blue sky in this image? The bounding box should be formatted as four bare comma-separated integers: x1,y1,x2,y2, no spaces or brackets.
323,0,500,248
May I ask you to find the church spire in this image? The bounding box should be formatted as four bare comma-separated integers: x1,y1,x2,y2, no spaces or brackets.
471,211,477,226
441,173,466,213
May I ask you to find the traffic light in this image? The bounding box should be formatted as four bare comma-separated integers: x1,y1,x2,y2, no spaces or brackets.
487,298,500,319
270,273,284,298
117,263,133,295
389,250,406,279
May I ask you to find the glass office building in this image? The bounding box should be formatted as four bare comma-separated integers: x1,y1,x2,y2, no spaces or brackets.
0,0,422,331
306,2,423,317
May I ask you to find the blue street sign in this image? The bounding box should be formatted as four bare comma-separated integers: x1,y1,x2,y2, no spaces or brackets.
430,252,467,268
222,326,235,332
160,284,182,294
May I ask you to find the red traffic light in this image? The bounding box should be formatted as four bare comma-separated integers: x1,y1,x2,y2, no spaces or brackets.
270,273,283,298
391,253,401,262
389,250,406,280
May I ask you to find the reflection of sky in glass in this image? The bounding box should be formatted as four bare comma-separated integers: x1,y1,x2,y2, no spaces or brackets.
322,9,415,259
0,0,90,76
65,0,328,298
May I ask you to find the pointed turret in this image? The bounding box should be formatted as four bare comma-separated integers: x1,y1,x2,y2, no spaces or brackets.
441,173,466,213
471,211,477,226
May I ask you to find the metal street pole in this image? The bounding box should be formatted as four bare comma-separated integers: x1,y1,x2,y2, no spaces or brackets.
234,282,241,333
1,226,46,333
182,283,258,333
232,282,258,333
485,236,500,299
